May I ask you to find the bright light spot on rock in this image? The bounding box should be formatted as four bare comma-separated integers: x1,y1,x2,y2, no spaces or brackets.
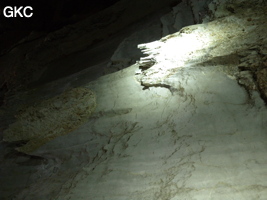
137,25,213,86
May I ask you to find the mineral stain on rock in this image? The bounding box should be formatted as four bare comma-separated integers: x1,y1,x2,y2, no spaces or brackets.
3,87,96,154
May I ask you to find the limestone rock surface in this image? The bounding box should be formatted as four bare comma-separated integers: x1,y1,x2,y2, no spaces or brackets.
0,0,267,199
3,87,96,154
137,0,267,102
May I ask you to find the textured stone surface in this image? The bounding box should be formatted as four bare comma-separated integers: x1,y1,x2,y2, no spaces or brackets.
0,0,267,199
160,1,194,36
137,0,267,104
3,87,96,153
107,22,162,73
109,0,212,72
0,0,180,98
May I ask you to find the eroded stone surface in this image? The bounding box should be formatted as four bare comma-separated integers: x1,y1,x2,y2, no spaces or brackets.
3,87,96,153
137,0,267,104
0,0,267,199
0,0,181,99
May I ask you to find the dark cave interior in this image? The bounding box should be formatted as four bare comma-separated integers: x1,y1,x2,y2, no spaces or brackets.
0,0,119,52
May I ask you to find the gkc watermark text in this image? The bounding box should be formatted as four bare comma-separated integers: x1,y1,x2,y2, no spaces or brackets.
2,6,33,18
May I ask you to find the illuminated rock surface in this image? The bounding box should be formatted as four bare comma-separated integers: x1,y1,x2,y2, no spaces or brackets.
0,0,267,199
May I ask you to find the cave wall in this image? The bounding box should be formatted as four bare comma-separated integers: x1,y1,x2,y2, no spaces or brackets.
0,0,267,199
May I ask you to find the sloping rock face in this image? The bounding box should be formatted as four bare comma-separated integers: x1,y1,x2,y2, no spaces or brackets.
2,87,96,154
0,0,211,101
137,0,267,104
0,0,181,100
0,0,267,199
108,0,211,72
